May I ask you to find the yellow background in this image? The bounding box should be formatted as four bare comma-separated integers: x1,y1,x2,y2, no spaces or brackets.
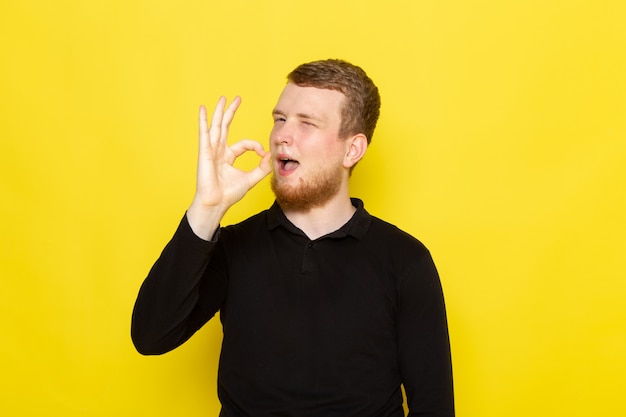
2,1,625,416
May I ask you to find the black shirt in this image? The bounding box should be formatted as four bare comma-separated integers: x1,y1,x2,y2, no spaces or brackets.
132,199,454,416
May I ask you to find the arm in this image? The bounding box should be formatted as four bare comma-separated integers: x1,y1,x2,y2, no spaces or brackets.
131,97,271,354
130,214,224,354
398,253,455,417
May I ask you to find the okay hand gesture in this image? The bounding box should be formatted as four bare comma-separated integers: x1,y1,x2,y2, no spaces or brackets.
187,97,272,239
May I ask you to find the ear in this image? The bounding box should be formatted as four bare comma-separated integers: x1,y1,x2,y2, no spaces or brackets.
342,133,368,169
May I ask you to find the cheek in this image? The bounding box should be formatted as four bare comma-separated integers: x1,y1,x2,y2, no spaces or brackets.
269,125,279,140
322,139,348,159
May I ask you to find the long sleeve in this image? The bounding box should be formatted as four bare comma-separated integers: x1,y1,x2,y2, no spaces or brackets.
131,214,228,355
398,252,455,417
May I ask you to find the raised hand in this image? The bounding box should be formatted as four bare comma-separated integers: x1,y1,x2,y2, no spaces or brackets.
187,96,272,239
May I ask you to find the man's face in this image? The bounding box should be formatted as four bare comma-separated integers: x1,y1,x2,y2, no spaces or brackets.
270,82,349,211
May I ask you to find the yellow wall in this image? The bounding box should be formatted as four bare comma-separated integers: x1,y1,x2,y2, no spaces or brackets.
2,1,625,416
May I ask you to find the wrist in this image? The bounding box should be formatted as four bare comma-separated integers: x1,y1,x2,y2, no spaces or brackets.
186,202,227,240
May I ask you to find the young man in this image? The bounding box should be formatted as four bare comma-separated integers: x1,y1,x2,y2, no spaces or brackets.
132,59,454,417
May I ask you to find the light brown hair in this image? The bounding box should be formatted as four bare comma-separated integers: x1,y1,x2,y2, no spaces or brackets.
287,59,381,144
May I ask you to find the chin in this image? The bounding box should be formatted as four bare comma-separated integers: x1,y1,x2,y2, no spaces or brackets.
271,171,341,211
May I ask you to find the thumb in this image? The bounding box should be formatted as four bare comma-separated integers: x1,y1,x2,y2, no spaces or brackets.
246,152,272,188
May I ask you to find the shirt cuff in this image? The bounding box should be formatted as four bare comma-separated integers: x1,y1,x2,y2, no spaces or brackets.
175,212,220,253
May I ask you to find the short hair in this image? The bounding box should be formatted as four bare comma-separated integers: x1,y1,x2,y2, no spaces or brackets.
287,59,381,144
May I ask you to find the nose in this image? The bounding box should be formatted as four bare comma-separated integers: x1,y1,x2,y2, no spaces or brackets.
275,135,292,145
272,124,294,146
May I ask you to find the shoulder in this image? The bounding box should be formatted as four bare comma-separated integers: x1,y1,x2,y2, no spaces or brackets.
220,209,269,239
366,216,442,293
367,215,430,257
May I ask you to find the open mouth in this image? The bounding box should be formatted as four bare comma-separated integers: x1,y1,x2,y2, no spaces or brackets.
279,157,300,172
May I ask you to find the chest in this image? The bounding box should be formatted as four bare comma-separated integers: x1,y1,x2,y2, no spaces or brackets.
221,232,399,342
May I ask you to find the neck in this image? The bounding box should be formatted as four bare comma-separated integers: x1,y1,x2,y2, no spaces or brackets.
282,188,355,240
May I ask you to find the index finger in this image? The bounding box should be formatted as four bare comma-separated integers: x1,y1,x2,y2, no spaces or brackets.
229,139,267,158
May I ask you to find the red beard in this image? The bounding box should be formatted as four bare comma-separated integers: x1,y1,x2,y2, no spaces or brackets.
271,163,343,211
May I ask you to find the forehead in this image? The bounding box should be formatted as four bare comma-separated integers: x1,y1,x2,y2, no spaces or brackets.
273,83,345,121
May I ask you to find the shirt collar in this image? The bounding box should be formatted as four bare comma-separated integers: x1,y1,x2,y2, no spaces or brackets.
266,198,371,240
